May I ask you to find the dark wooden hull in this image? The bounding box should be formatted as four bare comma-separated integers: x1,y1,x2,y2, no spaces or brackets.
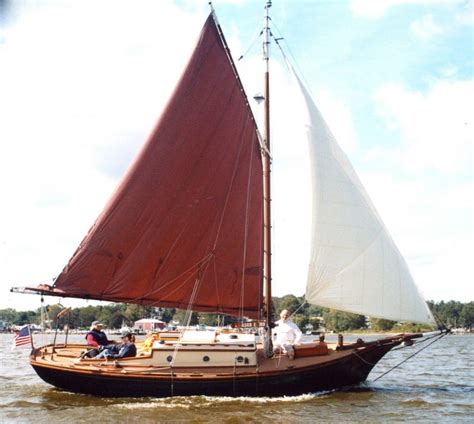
31,340,397,398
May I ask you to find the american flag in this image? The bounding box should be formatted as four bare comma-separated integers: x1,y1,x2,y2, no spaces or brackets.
14,325,32,348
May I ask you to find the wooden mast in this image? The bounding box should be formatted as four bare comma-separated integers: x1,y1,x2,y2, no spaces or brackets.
263,0,273,356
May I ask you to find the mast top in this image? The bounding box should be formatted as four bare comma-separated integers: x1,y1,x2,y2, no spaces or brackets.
263,1,271,66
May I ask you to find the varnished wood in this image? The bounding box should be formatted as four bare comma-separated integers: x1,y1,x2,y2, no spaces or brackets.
29,334,419,397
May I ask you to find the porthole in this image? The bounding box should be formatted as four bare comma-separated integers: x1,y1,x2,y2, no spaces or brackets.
203,355,210,362
236,356,244,363
166,355,173,362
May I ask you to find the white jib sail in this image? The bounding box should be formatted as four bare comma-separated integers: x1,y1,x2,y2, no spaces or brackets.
293,72,435,325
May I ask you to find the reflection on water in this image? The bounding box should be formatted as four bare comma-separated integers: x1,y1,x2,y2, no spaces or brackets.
0,334,473,423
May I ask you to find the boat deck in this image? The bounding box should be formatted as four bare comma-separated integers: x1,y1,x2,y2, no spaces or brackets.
30,341,362,379
29,334,417,396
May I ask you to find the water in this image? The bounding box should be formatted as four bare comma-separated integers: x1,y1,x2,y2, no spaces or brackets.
1,333,473,423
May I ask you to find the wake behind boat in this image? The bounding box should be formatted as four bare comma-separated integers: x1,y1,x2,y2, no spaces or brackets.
13,2,440,397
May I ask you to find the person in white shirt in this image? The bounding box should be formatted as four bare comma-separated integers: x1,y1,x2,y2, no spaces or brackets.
273,309,302,360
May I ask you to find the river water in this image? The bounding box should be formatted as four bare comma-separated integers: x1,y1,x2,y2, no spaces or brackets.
0,333,472,423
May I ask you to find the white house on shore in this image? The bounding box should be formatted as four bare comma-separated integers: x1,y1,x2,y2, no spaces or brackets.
133,318,166,333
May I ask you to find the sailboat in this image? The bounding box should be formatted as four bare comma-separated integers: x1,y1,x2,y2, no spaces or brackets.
12,3,438,398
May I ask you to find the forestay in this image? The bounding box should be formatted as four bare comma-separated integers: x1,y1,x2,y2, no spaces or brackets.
294,73,435,325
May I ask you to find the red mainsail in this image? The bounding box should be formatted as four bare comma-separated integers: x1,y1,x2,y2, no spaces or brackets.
35,15,264,318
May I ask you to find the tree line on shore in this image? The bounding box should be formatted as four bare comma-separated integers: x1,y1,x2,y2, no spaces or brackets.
1,297,472,333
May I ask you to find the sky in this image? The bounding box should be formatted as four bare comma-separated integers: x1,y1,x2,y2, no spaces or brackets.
0,0,472,312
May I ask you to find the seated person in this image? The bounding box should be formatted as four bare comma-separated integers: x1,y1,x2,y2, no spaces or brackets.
85,321,109,347
273,309,302,360
95,332,137,360
318,333,327,346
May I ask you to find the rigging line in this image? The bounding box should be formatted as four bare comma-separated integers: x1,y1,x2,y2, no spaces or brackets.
180,258,213,337
124,254,212,304
211,256,221,313
146,222,193,292
352,351,376,366
258,234,264,322
171,271,208,366
390,332,443,352
211,112,253,252
239,120,258,321
178,255,212,311
371,332,448,382
269,21,315,99
211,8,261,141
431,308,448,331
291,299,307,316
281,45,424,314
197,106,255,260
102,220,192,300
97,137,222,298
238,27,264,61
258,130,272,160
152,266,205,304
184,255,214,324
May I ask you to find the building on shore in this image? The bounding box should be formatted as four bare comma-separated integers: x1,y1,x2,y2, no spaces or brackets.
133,318,166,333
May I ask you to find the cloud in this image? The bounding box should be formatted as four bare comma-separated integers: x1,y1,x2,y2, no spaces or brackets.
224,2,472,305
356,171,473,302
1,0,471,312
312,89,359,154
409,4,473,40
410,14,444,39
234,51,360,297
456,0,474,26
440,65,459,78
362,79,474,301
0,0,208,311
350,0,466,19
373,79,473,174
